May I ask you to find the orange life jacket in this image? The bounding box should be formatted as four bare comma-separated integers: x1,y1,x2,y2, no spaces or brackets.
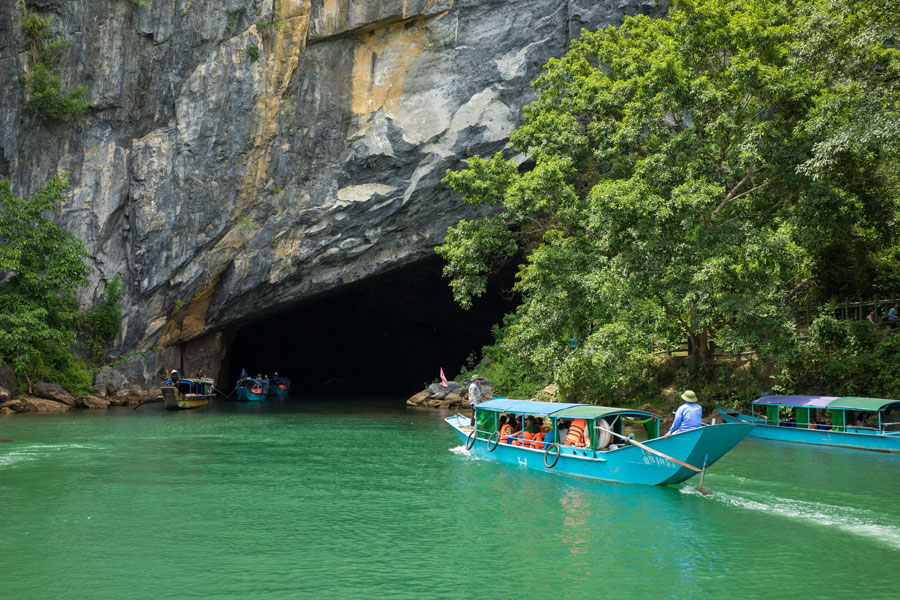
532,432,545,450
499,424,514,443
523,431,537,448
566,419,589,447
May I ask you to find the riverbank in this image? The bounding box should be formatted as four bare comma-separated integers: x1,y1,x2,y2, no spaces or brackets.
0,354,169,414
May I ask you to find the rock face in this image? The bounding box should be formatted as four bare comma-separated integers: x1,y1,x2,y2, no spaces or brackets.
0,0,665,377
408,378,488,409
0,364,15,396
0,397,72,413
76,395,112,409
35,383,76,406
94,350,178,401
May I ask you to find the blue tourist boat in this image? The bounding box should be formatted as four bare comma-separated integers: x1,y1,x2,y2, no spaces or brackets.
160,377,215,410
716,395,900,453
445,399,753,486
268,377,291,397
235,378,268,402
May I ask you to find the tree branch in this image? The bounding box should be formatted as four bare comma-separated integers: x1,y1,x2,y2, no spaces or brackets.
711,167,767,222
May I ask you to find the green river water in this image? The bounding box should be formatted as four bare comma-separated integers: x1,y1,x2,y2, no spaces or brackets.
1,396,898,599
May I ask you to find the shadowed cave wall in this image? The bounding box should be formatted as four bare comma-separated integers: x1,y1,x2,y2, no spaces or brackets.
225,256,517,397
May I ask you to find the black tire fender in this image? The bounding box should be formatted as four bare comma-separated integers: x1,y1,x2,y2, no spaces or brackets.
544,443,561,468
466,430,477,450
487,430,500,452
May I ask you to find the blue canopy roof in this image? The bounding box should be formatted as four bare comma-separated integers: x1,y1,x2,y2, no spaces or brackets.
477,399,583,416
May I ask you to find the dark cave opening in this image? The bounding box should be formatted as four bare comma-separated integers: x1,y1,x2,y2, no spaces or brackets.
225,255,518,398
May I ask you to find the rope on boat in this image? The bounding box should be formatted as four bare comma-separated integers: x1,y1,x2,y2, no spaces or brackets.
597,426,702,473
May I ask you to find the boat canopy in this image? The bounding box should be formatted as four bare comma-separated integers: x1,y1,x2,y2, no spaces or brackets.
477,399,657,419
552,405,657,420
752,395,899,412
477,399,583,415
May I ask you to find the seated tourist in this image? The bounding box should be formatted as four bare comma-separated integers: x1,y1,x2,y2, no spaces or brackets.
542,427,555,447
565,418,591,448
498,416,515,443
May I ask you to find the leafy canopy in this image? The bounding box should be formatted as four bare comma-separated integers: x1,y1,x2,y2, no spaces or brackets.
438,0,899,402
0,176,92,393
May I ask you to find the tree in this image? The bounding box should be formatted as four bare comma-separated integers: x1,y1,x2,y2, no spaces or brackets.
789,0,900,301
0,176,91,393
438,0,899,402
82,273,124,364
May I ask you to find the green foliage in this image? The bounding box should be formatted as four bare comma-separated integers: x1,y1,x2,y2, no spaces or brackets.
25,63,89,121
0,176,92,393
81,274,124,364
775,316,900,399
235,215,252,231
439,0,900,399
247,45,260,62
20,2,89,121
269,182,282,194
21,5,52,47
39,345,94,396
227,11,241,31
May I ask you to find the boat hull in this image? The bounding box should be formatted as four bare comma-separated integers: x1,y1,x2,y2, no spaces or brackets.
236,387,267,402
161,387,212,410
716,408,900,453
268,381,290,396
445,416,753,485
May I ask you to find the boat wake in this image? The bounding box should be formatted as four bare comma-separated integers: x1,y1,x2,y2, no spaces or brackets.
0,443,104,469
707,489,900,550
449,445,482,460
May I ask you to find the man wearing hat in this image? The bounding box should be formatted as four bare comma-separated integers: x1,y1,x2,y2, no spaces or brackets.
665,390,702,438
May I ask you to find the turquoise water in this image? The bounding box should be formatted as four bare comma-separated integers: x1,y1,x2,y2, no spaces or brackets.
1,397,899,599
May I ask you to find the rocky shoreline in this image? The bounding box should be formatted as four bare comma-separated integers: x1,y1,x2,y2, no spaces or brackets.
405,379,500,410
0,354,176,415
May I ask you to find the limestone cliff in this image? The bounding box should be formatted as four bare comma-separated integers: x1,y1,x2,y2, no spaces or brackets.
0,0,663,380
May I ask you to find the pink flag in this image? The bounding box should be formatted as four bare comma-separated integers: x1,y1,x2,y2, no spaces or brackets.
440,368,449,387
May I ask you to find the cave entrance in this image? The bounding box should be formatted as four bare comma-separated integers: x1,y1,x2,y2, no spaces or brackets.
225,255,517,398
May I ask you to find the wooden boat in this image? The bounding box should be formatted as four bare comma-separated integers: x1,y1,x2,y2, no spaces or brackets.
445,398,753,486
716,395,900,453
235,378,268,402
160,378,215,410
268,377,291,396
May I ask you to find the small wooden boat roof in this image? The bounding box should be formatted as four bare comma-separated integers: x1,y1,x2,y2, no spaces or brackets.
478,398,657,419
752,395,900,412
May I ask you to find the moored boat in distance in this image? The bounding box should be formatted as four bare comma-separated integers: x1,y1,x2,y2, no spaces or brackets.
268,376,291,397
160,378,215,410
446,398,753,486
716,395,900,453
235,378,268,402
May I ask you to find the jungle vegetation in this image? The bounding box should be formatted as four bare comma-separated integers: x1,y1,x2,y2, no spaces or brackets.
0,177,122,395
439,0,900,407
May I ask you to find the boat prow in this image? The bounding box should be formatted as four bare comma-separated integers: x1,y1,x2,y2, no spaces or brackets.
650,422,755,484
